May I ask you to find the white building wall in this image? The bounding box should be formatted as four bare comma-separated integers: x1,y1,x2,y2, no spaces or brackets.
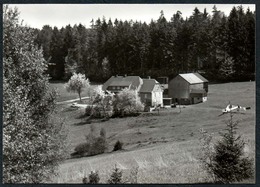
151,86,163,107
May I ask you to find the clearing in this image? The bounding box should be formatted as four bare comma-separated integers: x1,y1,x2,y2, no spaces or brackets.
50,81,255,183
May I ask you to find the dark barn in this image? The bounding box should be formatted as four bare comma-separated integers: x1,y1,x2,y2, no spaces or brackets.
168,73,208,105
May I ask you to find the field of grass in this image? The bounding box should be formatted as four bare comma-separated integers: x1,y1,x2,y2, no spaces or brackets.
49,82,99,102
51,81,256,183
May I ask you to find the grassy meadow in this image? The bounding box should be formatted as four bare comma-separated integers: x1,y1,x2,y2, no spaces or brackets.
49,82,99,102
51,81,256,183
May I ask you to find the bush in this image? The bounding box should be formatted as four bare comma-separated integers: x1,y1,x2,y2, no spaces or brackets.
74,142,90,156
89,88,114,118
113,88,144,117
89,137,107,156
82,176,88,184
88,171,100,184
107,165,123,184
85,106,93,116
200,113,254,183
100,127,106,138
73,127,107,157
91,106,109,118
113,140,123,151
87,87,144,118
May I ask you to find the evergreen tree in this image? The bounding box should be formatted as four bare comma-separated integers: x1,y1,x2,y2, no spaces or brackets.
207,6,228,80
227,7,241,76
244,8,255,78
34,6,255,82
49,27,65,79
188,7,210,72
218,56,235,80
88,171,100,184
172,16,192,74
34,25,53,61
107,165,123,184
206,113,253,183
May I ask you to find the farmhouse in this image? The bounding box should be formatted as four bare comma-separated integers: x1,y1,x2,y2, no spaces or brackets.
102,76,143,93
102,75,163,107
139,79,163,107
168,73,208,105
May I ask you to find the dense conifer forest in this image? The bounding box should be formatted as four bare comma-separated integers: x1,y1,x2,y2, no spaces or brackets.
34,5,255,82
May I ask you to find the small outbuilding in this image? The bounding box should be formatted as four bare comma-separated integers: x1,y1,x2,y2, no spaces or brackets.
168,73,208,105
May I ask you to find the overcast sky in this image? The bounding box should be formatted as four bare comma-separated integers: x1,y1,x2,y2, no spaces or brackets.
7,4,255,29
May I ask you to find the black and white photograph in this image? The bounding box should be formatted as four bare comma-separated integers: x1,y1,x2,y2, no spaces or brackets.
3,3,256,184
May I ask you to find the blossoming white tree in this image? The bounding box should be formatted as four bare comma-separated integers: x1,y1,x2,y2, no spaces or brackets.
65,73,90,102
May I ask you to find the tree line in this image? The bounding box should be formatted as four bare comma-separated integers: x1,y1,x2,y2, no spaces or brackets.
34,5,255,82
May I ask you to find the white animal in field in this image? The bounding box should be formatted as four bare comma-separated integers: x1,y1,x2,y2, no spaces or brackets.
219,102,250,116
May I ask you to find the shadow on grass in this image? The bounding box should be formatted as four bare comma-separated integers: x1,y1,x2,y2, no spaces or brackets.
70,148,128,160
73,121,91,126
75,114,88,119
62,107,79,112
73,117,110,126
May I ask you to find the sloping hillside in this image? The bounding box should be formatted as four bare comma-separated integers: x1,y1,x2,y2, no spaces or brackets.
53,81,255,183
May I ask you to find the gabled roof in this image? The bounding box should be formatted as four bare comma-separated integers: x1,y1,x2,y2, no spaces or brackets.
179,73,208,84
194,73,209,82
109,80,132,87
139,79,161,93
102,76,142,91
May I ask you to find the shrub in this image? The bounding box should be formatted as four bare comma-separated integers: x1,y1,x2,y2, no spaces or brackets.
89,87,114,118
88,171,100,184
100,128,106,138
200,113,254,183
74,142,90,156
91,106,107,118
82,176,88,184
85,125,96,144
89,137,107,156
85,106,93,116
74,127,107,157
113,140,123,151
107,165,123,184
113,88,144,117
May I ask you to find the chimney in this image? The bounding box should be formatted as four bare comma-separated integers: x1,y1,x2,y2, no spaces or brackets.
147,76,151,79
124,74,127,77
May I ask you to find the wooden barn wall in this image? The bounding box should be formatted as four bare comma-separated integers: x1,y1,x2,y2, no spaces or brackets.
190,83,204,90
168,75,190,99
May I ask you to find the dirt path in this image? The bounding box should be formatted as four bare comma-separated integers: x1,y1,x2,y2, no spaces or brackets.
56,97,90,105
